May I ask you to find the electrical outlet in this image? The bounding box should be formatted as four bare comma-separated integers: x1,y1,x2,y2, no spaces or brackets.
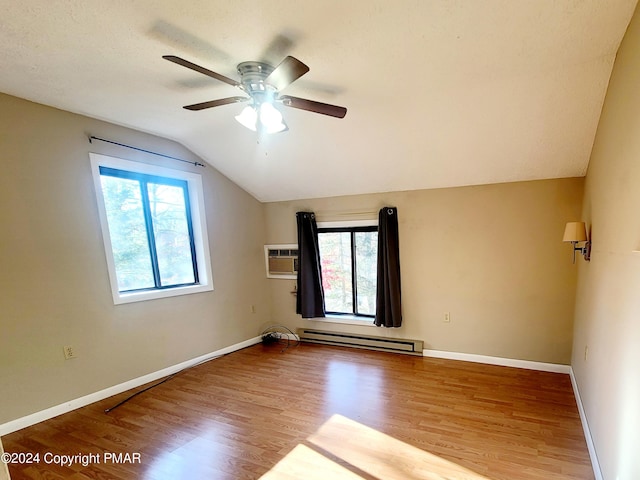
444,312,451,323
250,305,256,314
63,346,76,360
584,345,588,361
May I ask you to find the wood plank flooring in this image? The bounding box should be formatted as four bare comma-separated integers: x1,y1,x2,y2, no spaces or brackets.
2,343,593,479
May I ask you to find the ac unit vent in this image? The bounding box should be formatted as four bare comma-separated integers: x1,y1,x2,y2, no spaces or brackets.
265,244,298,279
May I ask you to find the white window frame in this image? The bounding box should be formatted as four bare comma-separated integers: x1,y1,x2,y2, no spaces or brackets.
90,153,214,305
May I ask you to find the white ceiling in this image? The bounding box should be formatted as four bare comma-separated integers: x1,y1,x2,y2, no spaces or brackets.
1,1,637,202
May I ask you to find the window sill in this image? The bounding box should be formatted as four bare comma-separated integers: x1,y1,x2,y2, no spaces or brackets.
113,283,213,305
307,315,377,327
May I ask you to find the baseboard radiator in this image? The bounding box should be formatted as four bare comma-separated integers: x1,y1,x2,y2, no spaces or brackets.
297,328,424,356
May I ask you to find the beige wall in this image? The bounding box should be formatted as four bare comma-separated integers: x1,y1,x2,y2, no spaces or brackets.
571,4,640,479
0,93,271,425
265,177,583,365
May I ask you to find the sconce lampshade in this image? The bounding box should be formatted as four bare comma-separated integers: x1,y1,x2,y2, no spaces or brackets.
563,222,587,242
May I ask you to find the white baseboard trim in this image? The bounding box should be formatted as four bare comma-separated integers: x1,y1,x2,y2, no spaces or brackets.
422,349,572,374
569,369,603,480
0,336,262,437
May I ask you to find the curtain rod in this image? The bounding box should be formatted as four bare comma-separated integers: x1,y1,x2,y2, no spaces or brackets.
88,135,205,168
315,209,378,219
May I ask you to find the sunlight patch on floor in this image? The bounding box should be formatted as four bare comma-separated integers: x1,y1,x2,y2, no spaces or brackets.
260,444,364,480
261,414,492,480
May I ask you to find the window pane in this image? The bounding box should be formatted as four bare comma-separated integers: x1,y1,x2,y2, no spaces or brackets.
100,176,154,291
318,232,353,314
355,231,378,315
147,182,196,286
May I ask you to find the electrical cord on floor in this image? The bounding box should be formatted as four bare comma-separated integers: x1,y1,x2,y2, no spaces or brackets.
261,325,300,352
104,353,226,414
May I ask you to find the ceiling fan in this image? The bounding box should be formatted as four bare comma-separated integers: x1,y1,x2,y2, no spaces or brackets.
163,55,347,133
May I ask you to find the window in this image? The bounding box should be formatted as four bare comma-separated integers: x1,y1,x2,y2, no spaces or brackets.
90,154,213,304
318,226,378,318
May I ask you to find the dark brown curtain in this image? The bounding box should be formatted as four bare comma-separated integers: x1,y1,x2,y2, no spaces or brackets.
375,207,402,327
296,212,325,318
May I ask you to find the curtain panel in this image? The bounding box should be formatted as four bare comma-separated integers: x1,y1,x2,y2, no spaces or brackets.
375,207,402,327
296,211,325,318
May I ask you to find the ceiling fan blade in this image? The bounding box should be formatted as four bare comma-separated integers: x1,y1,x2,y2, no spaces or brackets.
184,96,248,111
280,95,347,118
163,55,240,88
265,56,309,91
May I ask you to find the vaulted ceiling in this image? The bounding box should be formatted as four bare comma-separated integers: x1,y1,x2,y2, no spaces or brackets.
1,1,637,201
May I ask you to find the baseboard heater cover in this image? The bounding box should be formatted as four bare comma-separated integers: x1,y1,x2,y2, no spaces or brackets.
297,328,423,356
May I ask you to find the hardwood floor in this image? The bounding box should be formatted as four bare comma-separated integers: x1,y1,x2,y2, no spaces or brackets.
2,343,593,479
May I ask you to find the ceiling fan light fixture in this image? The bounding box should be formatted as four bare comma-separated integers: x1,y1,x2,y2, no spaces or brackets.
235,105,258,131
235,103,287,134
259,102,287,134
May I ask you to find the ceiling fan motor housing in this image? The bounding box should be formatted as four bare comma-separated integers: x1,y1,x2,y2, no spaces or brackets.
237,61,277,105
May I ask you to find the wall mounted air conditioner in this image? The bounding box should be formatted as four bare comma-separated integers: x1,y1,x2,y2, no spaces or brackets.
264,244,298,279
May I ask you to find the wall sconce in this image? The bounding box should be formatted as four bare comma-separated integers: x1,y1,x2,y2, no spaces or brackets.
563,222,591,263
